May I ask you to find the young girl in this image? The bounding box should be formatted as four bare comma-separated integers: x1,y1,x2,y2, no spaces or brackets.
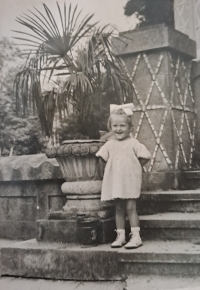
96,104,151,249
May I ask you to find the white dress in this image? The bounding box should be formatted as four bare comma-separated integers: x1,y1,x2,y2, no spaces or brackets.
96,138,151,201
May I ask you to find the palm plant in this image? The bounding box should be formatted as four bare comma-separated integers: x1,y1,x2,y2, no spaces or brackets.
13,2,134,140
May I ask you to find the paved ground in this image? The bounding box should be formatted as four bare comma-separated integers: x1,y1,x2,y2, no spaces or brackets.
1,276,200,290
126,276,200,290
0,277,124,290
1,239,200,290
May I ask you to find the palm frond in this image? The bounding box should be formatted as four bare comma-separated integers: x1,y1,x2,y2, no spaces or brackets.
14,3,96,59
56,2,65,36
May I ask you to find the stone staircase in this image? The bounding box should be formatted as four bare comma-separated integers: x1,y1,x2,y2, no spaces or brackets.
138,190,200,242
120,189,200,277
1,189,200,280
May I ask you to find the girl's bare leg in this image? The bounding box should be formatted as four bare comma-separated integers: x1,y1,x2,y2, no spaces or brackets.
111,199,126,248
115,199,126,229
125,199,140,227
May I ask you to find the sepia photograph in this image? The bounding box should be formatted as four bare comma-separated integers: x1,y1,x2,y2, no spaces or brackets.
0,0,200,289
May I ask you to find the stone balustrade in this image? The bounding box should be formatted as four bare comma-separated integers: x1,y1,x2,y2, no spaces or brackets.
0,154,65,240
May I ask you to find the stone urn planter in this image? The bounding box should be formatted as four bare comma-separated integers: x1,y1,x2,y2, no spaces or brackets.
45,140,113,218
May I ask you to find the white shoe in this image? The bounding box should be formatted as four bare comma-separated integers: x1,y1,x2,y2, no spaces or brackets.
111,230,126,248
125,232,143,249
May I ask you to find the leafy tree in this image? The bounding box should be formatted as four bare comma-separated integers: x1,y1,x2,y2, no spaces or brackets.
0,80,46,156
0,98,46,156
0,38,46,156
124,0,174,27
0,37,22,73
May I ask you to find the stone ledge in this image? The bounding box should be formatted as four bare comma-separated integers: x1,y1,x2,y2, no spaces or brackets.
140,212,200,227
1,239,120,280
140,189,200,200
0,154,183,190
2,240,200,279
0,154,62,181
36,218,115,244
119,240,200,263
0,221,36,240
139,212,200,241
112,24,196,58
0,154,199,190
184,171,200,179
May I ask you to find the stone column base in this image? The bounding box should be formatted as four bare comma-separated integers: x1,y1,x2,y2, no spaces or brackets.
61,180,114,218
37,217,116,244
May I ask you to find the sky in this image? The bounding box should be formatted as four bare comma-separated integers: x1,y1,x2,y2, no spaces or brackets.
0,0,137,40
0,0,138,91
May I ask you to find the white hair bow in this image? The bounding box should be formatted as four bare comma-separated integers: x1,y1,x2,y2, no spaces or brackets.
110,103,134,116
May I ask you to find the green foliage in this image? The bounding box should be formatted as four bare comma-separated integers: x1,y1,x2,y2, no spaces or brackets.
0,37,22,71
13,2,97,59
124,0,174,27
57,113,100,140
13,2,99,138
13,3,135,140
0,38,46,156
0,90,46,156
57,84,125,141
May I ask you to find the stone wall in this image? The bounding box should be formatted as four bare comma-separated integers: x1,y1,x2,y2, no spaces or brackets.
0,154,65,240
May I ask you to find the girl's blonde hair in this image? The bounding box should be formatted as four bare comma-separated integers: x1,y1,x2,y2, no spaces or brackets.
107,108,133,131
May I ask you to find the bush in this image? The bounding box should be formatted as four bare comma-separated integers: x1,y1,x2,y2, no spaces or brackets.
124,0,174,27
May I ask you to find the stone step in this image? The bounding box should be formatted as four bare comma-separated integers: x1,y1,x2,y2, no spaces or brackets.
140,212,200,241
0,239,120,281
2,189,200,241
1,239,200,280
36,218,116,244
49,189,200,216
138,189,200,214
0,221,36,240
48,189,200,216
37,212,200,244
118,240,200,277
181,171,200,189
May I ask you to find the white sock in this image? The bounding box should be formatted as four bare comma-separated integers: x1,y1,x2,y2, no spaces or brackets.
131,227,140,232
116,229,125,234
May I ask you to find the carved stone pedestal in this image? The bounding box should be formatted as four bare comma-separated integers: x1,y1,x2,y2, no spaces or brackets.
61,180,113,218
39,179,115,245
44,141,115,244
45,140,114,218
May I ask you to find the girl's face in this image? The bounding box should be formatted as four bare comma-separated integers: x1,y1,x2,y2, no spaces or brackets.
110,114,131,141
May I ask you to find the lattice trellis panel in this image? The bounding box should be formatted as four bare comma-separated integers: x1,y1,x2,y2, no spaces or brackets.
194,0,200,57
120,51,196,172
174,0,190,36
174,0,200,57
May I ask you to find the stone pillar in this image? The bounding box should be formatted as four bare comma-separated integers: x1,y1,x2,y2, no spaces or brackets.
173,1,200,166
112,24,196,175
192,61,200,163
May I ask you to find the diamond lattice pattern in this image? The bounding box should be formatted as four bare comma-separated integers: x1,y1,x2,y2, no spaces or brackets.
120,52,196,172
